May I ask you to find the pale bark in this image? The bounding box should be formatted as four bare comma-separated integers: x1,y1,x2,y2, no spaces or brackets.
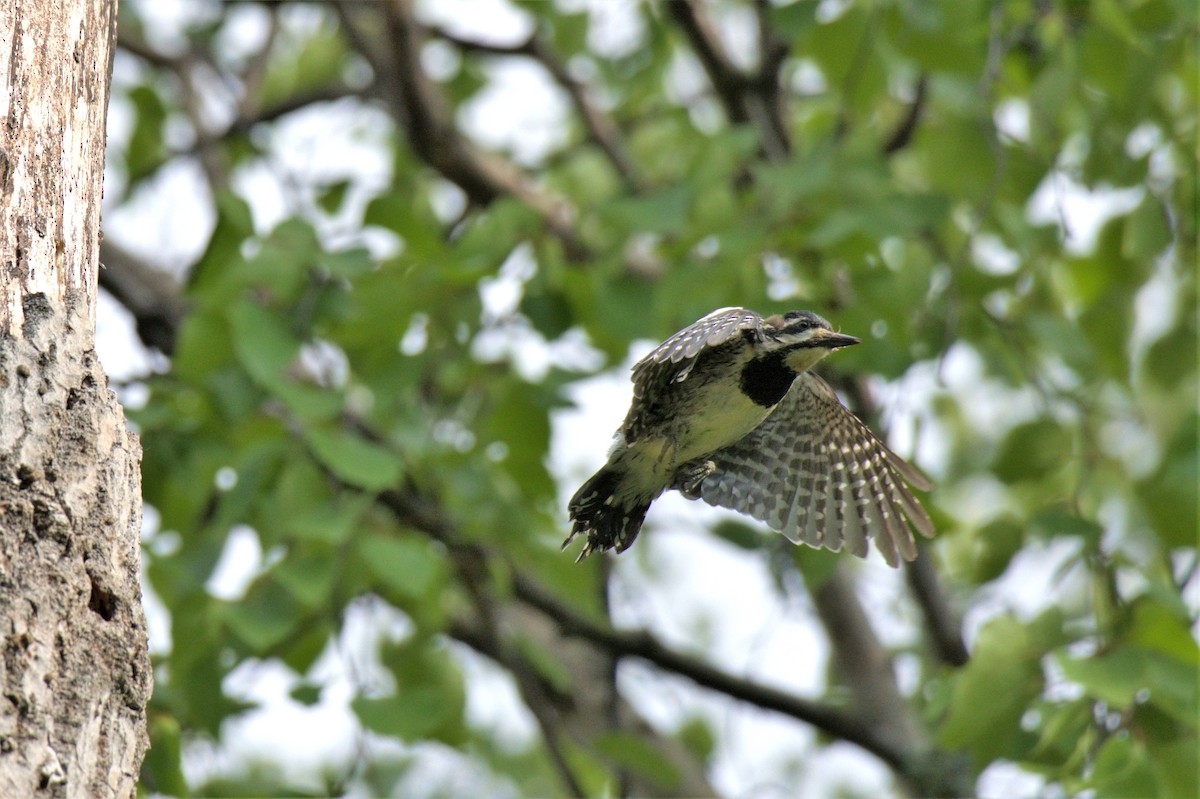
0,0,150,796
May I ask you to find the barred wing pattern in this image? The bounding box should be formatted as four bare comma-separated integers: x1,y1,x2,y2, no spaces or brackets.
630,307,764,394
697,373,934,567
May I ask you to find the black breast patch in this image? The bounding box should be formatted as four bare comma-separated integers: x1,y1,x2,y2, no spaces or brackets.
740,352,797,408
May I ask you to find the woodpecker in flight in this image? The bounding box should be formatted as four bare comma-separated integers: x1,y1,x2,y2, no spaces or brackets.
564,307,934,566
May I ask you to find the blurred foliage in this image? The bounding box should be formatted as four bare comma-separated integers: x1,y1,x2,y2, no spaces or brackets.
108,0,1197,796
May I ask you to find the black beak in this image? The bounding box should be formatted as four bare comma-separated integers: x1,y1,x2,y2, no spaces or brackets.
813,330,860,350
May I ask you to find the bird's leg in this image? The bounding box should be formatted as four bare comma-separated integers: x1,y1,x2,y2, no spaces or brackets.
673,458,716,500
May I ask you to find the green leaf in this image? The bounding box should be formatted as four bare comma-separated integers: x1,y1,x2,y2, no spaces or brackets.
290,682,323,707
173,310,235,384
1024,698,1093,770
1142,323,1197,389
480,378,558,500
971,516,1026,582
316,247,374,279
1151,737,1200,799
1126,597,1200,665
304,426,403,491
352,690,452,743
593,733,681,791
143,715,188,797
992,419,1072,484
1135,413,1199,548
1092,734,1156,799
273,549,338,608
602,184,691,234
229,301,300,389
188,192,256,301
352,641,466,744
259,26,348,110
521,289,575,340
358,534,447,602
125,84,167,184
676,715,717,765
284,493,372,545
710,519,763,551
317,179,352,214
1122,195,1172,260
222,578,303,653
793,545,840,589
937,615,1045,764
1058,645,1198,725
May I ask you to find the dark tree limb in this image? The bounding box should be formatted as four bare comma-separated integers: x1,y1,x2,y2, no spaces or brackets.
332,0,587,260
905,545,970,667
509,573,911,772
115,31,229,192
883,73,929,155
809,564,923,753
428,26,644,192
98,240,187,355
666,1,748,123
667,0,791,162
448,620,589,798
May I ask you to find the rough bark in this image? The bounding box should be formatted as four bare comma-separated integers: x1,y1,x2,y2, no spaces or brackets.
0,0,151,796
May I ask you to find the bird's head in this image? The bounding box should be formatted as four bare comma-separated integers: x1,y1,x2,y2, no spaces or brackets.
763,310,860,373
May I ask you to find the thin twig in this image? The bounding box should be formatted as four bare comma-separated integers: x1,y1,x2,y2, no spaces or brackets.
883,73,928,155
428,25,644,192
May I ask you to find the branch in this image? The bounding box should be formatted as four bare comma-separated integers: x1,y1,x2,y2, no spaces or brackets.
882,73,928,155
428,26,644,192
667,1,748,125
332,0,587,260
808,565,923,749
448,620,589,798
116,31,229,193
904,545,969,667
751,0,793,160
667,0,791,162
98,240,187,355
509,573,910,772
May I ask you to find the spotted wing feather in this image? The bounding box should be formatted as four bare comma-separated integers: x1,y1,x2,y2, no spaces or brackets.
630,307,764,395
697,373,934,566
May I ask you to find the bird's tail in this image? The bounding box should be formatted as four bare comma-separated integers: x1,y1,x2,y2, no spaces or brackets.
564,467,651,561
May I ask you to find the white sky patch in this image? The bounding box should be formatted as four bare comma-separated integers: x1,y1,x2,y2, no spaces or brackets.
95,290,163,381
416,0,534,41
458,59,571,165
213,3,273,65
1026,173,1143,255
452,643,539,747
994,98,1030,143
124,0,217,53
205,525,265,601
971,232,1021,275
789,58,828,95
103,158,215,276
978,760,1053,799
561,0,646,58
962,537,1086,644
666,50,723,133
479,242,537,320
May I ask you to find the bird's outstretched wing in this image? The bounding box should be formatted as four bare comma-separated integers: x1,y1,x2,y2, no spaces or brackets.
630,307,765,394
695,373,934,567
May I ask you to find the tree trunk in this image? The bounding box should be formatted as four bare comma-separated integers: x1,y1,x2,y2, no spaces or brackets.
0,1,151,797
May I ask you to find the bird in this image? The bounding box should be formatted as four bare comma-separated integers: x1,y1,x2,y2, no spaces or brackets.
563,307,934,567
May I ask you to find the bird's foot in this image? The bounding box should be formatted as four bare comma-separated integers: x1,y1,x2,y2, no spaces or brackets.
673,459,715,500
